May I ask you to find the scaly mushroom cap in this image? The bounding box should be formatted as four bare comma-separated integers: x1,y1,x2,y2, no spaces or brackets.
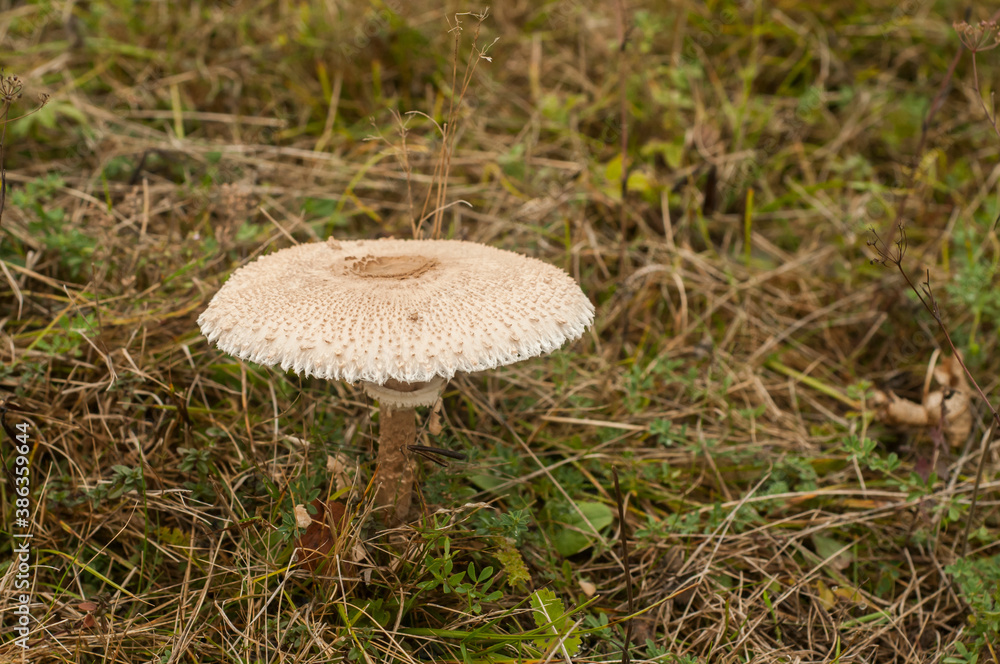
198,237,594,384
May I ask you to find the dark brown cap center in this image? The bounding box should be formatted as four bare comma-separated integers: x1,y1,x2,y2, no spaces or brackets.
347,254,439,279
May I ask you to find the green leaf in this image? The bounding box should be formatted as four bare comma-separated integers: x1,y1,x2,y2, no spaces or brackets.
157,526,188,546
601,156,656,199
530,589,581,657
469,473,506,492
552,501,614,557
302,197,338,217
603,155,624,189
641,138,685,169
495,540,530,588
811,534,853,571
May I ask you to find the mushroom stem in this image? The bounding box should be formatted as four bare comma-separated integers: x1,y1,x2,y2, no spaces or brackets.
375,404,416,523
364,377,446,523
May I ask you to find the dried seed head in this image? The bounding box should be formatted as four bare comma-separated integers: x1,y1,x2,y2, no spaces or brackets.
954,20,1000,52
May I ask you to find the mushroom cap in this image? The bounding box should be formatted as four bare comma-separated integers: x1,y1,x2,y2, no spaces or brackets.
198,237,594,385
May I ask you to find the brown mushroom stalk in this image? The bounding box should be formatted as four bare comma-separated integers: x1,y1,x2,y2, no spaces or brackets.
362,377,446,522
377,405,416,518
198,237,594,523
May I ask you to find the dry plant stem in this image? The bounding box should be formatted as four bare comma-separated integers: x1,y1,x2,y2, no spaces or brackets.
413,28,456,240
962,422,995,557
435,14,491,240
0,74,49,228
870,228,1000,553
0,100,8,226
375,404,416,523
430,22,457,241
613,468,633,664
615,0,629,272
871,18,999,549
0,399,26,491
371,111,418,237
0,73,21,228
393,110,417,238
416,11,491,240
965,10,1000,143
880,40,962,252
970,53,1000,140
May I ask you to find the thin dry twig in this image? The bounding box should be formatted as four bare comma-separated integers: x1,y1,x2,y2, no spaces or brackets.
0,71,48,228
615,0,630,272
880,22,964,252
869,219,998,558
613,467,634,664
415,9,497,240
956,19,1000,140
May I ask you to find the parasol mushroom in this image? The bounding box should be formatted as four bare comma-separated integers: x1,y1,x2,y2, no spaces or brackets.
198,237,594,522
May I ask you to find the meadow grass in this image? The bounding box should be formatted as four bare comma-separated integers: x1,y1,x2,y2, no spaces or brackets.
1,1,999,662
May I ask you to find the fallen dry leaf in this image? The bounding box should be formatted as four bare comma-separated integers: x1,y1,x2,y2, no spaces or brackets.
294,504,312,529
326,453,352,492
923,389,972,447
933,353,969,391
428,399,444,436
